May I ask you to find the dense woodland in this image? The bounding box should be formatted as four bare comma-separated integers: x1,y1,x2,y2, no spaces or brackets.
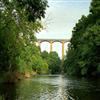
41,51,61,74
0,0,100,82
0,0,61,82
63,0,100,77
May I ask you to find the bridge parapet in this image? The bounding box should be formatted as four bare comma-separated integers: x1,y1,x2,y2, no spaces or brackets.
37,39,70,43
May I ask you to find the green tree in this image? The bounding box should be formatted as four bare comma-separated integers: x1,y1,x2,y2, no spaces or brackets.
0,0,48,81
41,51,61,74
64,0,100,77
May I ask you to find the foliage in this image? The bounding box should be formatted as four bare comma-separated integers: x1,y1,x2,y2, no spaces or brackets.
41,51,61,74
63,0,100,77
0,0,48,77
32,54,48,74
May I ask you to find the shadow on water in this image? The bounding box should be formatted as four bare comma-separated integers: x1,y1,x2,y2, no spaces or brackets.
0,75,100,100
64,76,100,100
0,83,17,100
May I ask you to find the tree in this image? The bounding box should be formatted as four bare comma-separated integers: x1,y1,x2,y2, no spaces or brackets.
0,0,48,81
63,0,100,77
41,51,61,74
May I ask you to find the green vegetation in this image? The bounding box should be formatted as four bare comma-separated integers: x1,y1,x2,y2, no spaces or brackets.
0,0,61,82
0,0,48,81
63,0,100,77
41,51,61,74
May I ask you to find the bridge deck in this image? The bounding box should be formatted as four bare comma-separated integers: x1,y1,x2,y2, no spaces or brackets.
37,38,70,42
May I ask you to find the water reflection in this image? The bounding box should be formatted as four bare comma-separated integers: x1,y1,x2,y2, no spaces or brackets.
0,75,100,100
0,83,17,100
66,77,100,100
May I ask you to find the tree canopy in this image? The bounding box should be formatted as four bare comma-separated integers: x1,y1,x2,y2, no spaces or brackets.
0,0,48,81
63,0,100,77
41,51,61,74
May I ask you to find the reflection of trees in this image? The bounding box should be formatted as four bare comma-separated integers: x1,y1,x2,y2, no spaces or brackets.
66,78,100,100
0,83,17,100
1,76,99,100
16,78,57,100
67,86,100,100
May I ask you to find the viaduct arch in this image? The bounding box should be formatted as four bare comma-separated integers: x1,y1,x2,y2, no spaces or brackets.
37,39,70,60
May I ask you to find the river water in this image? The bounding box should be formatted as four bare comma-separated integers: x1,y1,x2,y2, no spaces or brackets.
0,75,100,100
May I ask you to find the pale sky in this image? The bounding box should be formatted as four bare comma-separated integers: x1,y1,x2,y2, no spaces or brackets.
36,0,91,58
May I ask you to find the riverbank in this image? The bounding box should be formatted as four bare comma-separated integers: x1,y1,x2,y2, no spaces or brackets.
0,71,37,83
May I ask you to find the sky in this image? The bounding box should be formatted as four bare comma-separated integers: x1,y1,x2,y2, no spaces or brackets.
36,0,91,58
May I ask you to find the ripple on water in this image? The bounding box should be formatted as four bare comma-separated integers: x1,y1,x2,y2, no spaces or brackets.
0,75,100,100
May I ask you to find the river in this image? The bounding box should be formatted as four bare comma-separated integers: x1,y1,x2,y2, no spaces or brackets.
0,75,100,100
